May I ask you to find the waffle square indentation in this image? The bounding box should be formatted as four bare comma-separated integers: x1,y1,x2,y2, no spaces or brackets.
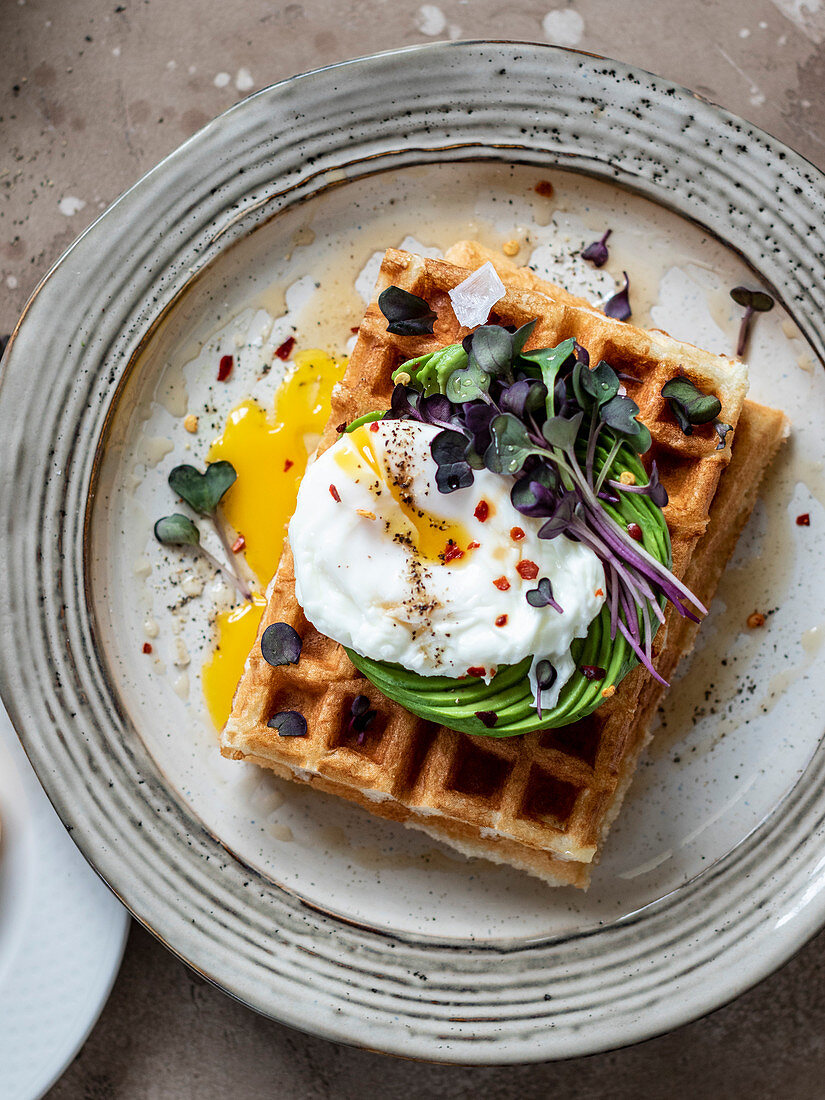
522,766,580,831
448,740,513,806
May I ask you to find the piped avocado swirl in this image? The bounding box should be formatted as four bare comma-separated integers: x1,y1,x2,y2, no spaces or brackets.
347,318,703,738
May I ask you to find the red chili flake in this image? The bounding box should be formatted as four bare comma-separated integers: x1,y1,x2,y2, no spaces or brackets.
495,614,508,627
444,541,465,563
627,522,643,541
581,665,606,681
467,541,481,550
329,484,341,502
467,666,486,678
475,710,498,728
474,500,490,522
284,458,294,472
369,421,380,432
142,642,153,654
534,180,555,198
231,535,246,553
516,559,539,580
797,513,811,526
595,587,604,598
217,354,234,381
510,526,526,541
350,326,360,334
493,576,510,591
275,336,296,361
335,422,347,434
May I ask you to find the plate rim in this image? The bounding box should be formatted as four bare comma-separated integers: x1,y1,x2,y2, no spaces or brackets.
2,39,825,1063
0,709,129,1099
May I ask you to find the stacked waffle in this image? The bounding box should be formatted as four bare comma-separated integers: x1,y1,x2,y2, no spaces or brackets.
222,245,788,887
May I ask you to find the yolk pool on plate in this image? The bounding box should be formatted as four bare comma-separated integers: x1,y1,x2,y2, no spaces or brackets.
337,425,473,564
202,348,346,728
202,594,267,729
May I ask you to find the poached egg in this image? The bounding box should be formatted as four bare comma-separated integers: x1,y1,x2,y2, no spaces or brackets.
289,420,605,709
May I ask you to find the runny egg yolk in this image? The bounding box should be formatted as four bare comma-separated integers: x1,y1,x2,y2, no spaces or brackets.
202,594,267,730
337,424,473,565
201,348,346,729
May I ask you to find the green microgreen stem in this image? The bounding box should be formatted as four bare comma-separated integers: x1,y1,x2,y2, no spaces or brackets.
594,437,622,495
585,409,604,486
198,545,251,599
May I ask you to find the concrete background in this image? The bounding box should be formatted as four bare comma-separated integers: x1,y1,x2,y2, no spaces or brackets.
2,0,824,1095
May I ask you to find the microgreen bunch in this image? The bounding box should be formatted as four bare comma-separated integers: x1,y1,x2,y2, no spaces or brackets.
384,317,707,684
154,460,251,599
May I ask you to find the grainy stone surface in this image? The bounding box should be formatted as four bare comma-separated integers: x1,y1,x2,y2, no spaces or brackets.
2,0,824,1095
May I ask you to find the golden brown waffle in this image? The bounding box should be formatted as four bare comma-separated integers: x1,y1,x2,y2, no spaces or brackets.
222,246,786,887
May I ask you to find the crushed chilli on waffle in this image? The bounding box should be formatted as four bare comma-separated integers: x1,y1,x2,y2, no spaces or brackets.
221,245,788,888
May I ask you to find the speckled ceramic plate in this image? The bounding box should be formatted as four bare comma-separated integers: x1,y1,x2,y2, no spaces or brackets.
2,42,825,1064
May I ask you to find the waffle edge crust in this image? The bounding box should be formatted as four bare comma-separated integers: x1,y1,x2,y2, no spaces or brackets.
221,246,789,889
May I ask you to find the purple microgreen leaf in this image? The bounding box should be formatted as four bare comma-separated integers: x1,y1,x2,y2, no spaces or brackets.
538,493,578,539
431,428,475,494
534,658,557,719
542,410,584,451
730,286,774,311
470,324,516,376
526,577,564,613
445,356,491,403
261,622,302,667
714,420,733,450
553,375,570,418
267,710,308,737
378,286,437,336
485,413,537,474
420,392,453,424
574,340,590,366
511,319,538,357
581,228,612,267
581,360,620,406
154,513,201,547
500,378,547,419
599,394,651,453
388,382,423,421
535,659,557,691
731,286,774,357
169,461,237,516
511,466,559,517
604,272,632,321
661,377,722,432
521,338,577,418
464,400,496,449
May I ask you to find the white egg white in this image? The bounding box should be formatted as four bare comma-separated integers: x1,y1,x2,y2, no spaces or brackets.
289,420,605,708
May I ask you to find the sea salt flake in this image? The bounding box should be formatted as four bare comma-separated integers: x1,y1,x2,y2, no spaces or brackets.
58,195,87,216
235,67,254,91
448,262,506,328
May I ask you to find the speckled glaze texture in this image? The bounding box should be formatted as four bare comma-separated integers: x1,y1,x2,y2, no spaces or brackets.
1,42,825,1063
